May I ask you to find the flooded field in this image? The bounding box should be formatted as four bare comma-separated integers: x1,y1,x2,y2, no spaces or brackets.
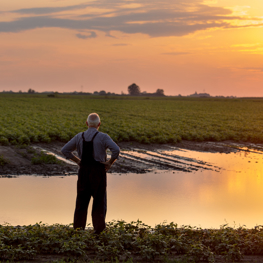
1,143,263,228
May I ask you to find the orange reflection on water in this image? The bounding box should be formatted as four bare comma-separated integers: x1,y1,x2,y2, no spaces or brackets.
0,149,263,228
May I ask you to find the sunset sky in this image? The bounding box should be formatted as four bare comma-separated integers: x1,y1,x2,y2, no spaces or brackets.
1,0,262,96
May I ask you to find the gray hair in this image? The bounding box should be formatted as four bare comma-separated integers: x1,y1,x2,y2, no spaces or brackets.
87,113,100,127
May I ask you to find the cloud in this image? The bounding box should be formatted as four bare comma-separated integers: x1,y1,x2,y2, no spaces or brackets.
0,0,262,38
231,44,263,54
243,67,263,72
11,3,89,15
162,52,191,55
232,43,260,48
0,16,229,37
76,31,97,39
105,32,118,38
203,0,218,4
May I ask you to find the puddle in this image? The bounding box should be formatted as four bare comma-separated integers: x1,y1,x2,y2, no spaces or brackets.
1,145,263,228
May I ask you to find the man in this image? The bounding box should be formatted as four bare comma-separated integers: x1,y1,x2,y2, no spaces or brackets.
61,113,120,234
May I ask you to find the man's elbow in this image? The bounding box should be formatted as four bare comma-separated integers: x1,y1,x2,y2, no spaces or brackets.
116,145,120,153
61,148,70,159
114,146,121,159
61,148,66,157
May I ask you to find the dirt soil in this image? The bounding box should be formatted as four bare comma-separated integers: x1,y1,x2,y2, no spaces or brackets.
0,140,262,177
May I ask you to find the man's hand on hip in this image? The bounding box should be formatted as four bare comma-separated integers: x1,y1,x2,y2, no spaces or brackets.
101,158,117,172
70,156,81,166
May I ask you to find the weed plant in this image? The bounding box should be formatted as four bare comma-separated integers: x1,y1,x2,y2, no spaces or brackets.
1,220,263,262
31,151,62,165
0,155,9,166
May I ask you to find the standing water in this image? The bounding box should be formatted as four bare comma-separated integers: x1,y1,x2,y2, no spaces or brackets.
0,146,263,228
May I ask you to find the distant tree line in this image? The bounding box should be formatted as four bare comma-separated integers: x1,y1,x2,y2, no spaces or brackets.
0,89,237,98
3,83,166,97
1,84,165,96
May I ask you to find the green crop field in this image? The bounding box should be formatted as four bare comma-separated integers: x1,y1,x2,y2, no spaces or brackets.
1,94,263,145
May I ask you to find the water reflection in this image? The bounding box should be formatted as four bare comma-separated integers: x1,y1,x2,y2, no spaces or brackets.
0,149,263,228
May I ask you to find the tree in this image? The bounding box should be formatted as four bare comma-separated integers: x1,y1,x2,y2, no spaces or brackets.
128,83,141,96
155,89,165,96
99,90,106,95
28,88,35,94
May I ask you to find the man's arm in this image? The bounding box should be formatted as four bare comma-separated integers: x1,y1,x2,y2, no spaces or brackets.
101,134,120,171
61,135,81,165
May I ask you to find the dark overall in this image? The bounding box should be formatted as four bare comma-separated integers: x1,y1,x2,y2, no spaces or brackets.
73,131,107,233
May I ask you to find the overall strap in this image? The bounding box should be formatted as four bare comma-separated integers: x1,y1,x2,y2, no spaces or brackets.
82,131,99,142
91,131,99,141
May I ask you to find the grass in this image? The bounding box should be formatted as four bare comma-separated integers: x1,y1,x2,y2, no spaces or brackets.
31,151,62,165
0,155,9,166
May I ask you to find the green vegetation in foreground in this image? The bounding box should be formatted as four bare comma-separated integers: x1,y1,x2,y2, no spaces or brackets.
31,151,62,165
1,94,263,145
2,220,263,262
0,155,9,166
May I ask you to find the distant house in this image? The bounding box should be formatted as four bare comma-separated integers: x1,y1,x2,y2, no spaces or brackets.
189,92,210,98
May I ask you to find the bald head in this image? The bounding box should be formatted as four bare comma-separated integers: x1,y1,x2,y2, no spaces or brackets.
87,113,100,128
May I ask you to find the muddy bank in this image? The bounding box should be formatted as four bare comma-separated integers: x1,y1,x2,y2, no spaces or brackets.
0,140,262,176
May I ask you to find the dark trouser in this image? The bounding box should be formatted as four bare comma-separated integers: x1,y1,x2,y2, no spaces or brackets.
73,164,107,233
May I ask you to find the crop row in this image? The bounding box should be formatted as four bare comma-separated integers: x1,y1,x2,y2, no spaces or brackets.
1,94,263,145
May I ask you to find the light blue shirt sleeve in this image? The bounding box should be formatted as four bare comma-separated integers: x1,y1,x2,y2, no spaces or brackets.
103,134,120,160
61,135,78,160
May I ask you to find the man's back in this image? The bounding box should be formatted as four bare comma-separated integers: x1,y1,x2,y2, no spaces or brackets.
61,127,120,163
